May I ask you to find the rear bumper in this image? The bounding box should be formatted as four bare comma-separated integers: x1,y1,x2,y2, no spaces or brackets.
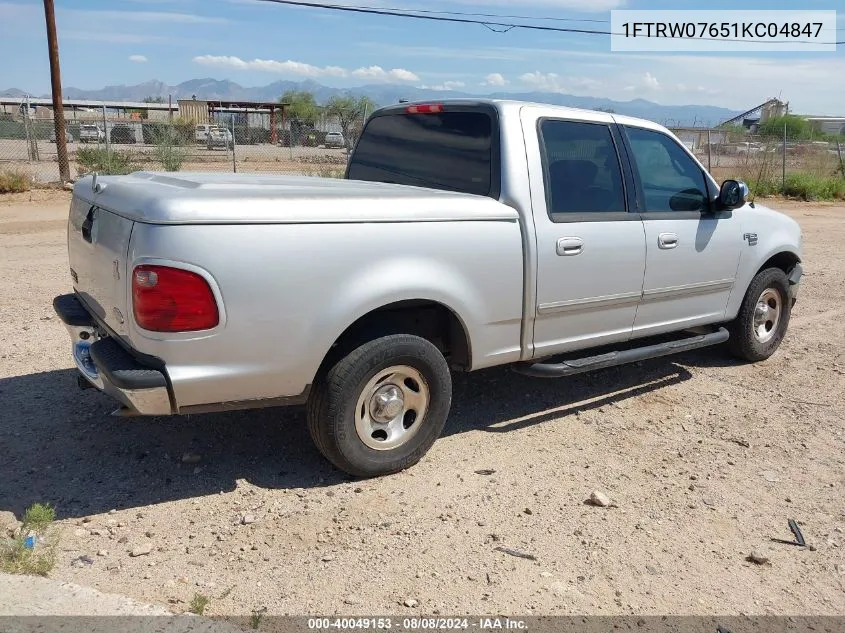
52,293,173,416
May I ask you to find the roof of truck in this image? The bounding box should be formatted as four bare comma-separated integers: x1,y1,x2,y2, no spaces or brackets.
376,97,669,134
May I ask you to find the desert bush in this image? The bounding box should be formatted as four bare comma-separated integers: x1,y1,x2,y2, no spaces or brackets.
1,503,58,576
189,592,210,615
782,173,845,200
151,124,188,172
76,147,139,176
0,168,34,193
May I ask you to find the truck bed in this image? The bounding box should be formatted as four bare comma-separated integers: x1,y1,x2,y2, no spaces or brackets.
72,172,519,225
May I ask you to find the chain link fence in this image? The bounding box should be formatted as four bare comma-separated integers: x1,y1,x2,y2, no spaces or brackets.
2,108,843,196
0,110,365,183
670,127,844,195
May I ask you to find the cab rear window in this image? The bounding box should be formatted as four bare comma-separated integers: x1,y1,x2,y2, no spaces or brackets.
347,110,494,197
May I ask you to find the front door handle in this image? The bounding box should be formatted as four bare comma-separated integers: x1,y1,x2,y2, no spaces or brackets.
658,232,678,250
556,237,584,256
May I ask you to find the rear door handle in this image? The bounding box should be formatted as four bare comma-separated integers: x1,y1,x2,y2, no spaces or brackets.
658,232,678,249
556,237,584,256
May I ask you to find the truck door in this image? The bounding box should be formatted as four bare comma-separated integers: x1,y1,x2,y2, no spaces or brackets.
521,108,646,358
619,124,744,336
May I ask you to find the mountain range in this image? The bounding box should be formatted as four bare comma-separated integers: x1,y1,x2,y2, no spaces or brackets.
1,78,742,127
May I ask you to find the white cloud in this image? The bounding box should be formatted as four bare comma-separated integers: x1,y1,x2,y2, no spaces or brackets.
128,54,148,63
483,73,507,87
352,66,420,82
422,80,466,91
193,56,419,82
519,71,604,95
194,55,346,77
520,71,566,93
388,68,420,82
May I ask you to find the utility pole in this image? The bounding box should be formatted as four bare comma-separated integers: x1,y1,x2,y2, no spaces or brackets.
43,0,70,183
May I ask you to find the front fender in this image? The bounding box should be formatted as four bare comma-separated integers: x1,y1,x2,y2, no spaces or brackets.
724,205,802,320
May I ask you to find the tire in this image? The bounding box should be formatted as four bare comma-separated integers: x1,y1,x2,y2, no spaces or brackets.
727,267,791,362
307,334,452,478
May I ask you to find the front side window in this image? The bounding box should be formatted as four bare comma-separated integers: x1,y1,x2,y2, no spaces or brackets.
539,119,626,217
624,126,709,213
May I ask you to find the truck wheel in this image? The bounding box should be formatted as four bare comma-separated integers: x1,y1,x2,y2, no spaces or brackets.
726,268,791,362
307,334,452,478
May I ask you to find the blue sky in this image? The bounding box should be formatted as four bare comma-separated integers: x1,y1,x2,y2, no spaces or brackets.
1,0,843,114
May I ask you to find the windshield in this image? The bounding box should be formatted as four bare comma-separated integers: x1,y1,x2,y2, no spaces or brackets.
347,110,495,197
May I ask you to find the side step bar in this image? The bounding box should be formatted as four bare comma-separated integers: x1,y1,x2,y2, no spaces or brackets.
514,327,729,378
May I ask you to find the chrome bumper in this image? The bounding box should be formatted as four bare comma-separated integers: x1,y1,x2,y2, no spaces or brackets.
53,294,173,416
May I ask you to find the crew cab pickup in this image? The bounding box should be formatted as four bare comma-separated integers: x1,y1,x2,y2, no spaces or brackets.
53,99,803,477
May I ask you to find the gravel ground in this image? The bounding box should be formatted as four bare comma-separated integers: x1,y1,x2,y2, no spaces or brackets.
0,191,843,617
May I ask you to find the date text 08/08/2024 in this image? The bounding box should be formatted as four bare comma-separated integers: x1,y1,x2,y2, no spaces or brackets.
307,618,528,631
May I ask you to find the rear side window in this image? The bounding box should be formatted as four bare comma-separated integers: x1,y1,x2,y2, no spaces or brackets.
347,111,494,197
539,119,626,217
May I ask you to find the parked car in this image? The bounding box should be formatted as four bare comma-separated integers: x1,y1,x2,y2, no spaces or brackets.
50,129,73,143
205,126,233,150
195,124,213,144
79,124,105,144
324,132,345,149
54,99,803,478
110,124,136,144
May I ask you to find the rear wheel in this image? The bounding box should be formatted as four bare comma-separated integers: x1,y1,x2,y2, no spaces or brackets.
307,334,452,478
727,268,791,362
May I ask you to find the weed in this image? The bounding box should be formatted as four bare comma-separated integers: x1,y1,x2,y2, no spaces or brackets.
250,606,268,629
782,173,845,201
0,503,58,576
76,147,139,176
301,167,344,179
151,125,188,172
0,169,34,193
189,592,210,615
22,503,55,532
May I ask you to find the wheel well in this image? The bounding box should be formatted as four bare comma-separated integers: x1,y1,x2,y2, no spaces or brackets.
319,300,471,375
759,251,800,276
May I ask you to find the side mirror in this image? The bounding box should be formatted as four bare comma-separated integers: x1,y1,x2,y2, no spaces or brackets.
719,179,749,210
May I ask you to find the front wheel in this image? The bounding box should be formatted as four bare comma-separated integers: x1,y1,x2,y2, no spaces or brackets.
726,268,791,362
306,334,452,478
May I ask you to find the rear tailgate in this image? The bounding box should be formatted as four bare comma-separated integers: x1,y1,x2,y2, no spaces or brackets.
67,194,134,337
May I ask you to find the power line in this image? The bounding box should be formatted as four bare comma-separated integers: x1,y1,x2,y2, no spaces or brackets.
254,0,845,44
256,0,611,35
311,4,610,24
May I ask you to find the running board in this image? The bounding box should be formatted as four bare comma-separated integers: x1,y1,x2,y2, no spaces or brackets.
514,327,729,378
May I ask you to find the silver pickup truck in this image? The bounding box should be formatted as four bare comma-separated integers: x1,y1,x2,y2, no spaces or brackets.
53,99,803,477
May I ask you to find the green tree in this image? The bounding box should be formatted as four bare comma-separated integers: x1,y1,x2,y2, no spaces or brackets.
280,90,321,128
324,95,376,150
758,115,811,141
142,96,166,104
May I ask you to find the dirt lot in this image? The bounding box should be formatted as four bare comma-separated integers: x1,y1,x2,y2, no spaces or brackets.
0,190,843,617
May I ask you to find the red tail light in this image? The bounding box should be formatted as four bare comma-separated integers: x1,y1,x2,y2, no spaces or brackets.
132,265,219,332
406,104,443,114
